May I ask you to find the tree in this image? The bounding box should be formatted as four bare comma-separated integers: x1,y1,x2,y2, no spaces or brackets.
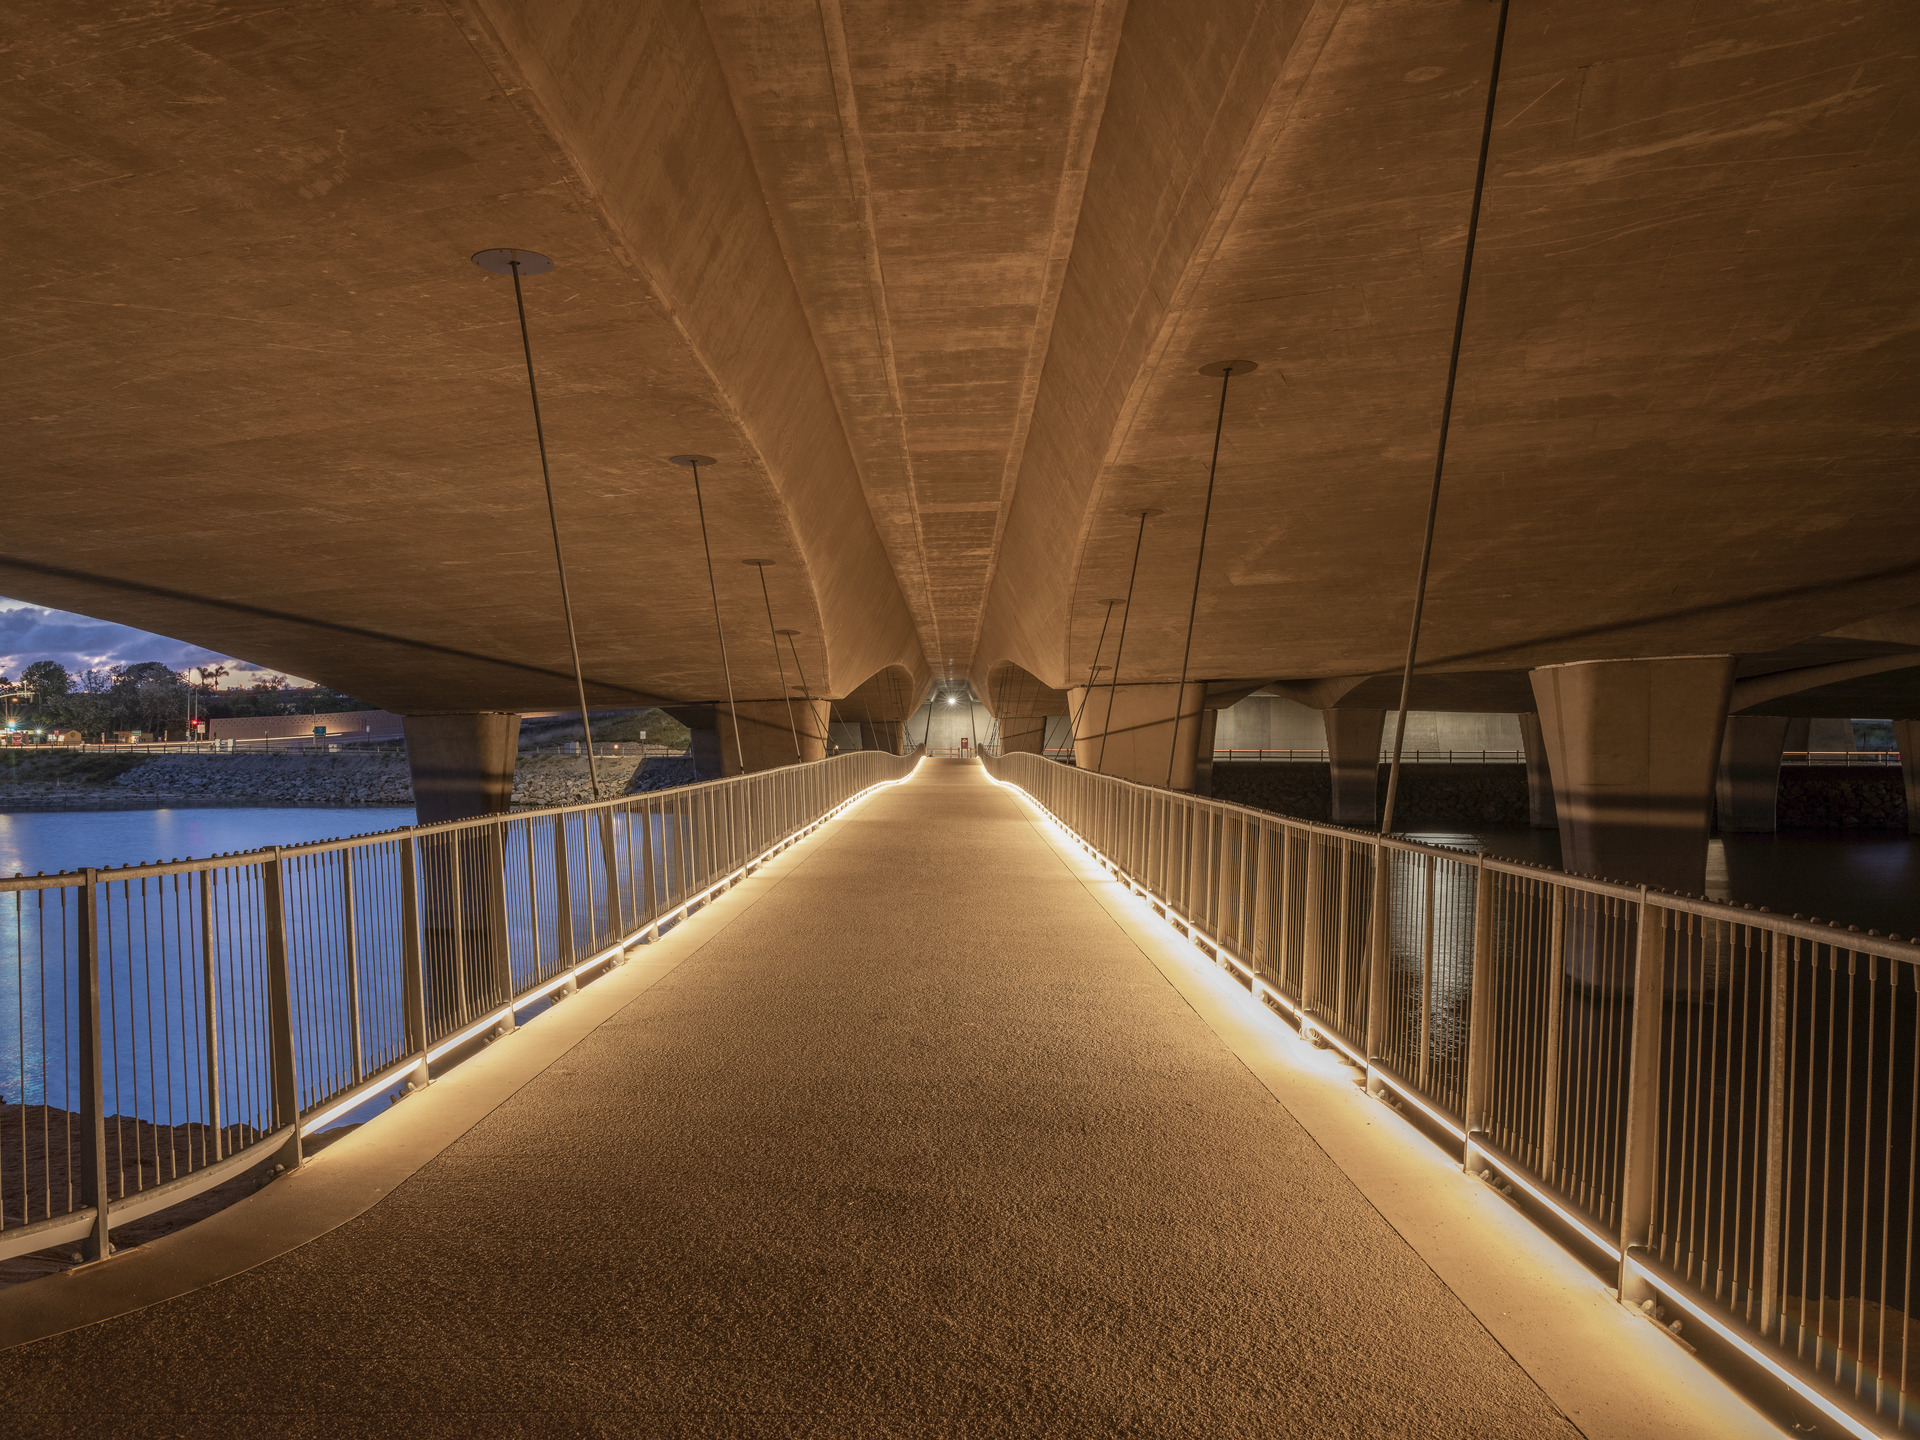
20,660,70,706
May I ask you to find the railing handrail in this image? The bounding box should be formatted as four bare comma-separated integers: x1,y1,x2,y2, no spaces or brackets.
982,748,1920,1438
0,748,921,1273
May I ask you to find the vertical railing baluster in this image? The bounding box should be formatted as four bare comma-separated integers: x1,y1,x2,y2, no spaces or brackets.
1462,855,1494,1173
1759,930,1789,1336
200,869,222,1162
76,869,111,1261
341,850,364,1084
1301,837,1325,1027
1539,886,1567,1182
400,832,430,1091
1365,837,1390,1085
1618,890,1668,1305
1418,853,1435,1090
262,849,304,1170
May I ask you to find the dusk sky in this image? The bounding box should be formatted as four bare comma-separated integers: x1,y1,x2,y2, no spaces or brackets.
0,597,304,688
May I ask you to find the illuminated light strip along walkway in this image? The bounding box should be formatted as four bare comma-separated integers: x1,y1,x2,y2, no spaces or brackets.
0,761,1771,1436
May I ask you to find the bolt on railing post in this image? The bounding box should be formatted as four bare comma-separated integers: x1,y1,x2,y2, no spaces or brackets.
262,848,304,1171
399,833,431,1090
1617,887,1668,1306
1461,854,1494,1174
75,868,112,1261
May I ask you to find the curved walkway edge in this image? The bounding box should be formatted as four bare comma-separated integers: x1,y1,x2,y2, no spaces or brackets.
0,786,862,1352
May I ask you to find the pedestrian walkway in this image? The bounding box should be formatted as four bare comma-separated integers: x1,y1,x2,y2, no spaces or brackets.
0,761,1763,1436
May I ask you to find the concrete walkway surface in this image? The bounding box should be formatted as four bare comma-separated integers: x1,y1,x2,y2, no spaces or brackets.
0,761,1776,1437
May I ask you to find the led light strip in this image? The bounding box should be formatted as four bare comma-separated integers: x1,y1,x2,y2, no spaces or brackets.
988,767,1900,1437
1625,1254,1890,1440
299,758,925,1138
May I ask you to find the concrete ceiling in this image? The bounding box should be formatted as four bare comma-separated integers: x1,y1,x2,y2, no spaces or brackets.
4,0,1916,720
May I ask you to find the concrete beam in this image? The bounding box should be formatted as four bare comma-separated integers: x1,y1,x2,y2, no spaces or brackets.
1529,658,1734,894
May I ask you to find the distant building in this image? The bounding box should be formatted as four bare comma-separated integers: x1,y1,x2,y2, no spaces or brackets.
209,709,405,742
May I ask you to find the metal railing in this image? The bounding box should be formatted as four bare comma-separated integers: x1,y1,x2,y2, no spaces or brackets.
984,749,1920,1438
0,750,917,1267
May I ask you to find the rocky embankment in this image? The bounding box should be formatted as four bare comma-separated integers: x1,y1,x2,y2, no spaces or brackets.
1212,762,1529,828
0,751,698,811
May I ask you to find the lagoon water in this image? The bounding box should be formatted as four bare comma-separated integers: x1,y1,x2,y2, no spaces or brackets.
0,807,417,880
1406,825,1920,940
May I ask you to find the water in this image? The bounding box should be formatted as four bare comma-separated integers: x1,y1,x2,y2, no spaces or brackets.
1407,826,1920,940
0,807,417,880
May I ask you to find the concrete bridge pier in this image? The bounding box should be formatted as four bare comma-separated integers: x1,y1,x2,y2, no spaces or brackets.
401,712,522,824
1326,708,1385,828
718,699,832,773
858,719,908,754
997,712,1048,755
1896,720,1920,836
1529,657,1734,894
1068,681,1205,789
1715,715,1792,833
1518,713,1558,830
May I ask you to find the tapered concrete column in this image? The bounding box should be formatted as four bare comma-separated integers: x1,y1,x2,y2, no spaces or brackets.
402,712,521,824
1529,657,1734,893
1518,712,1558,830
1068,682,1205,788
1194,709,1219,797
998,712,1048,754
1715,715,1791,833
1895,720,1920,836
1325,708,1384,828
1784,717,1810,752
717,699,831,774
858,719,907,755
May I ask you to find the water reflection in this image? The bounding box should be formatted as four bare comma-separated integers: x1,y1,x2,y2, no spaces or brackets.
0,808,418,880
1406,826,1920,940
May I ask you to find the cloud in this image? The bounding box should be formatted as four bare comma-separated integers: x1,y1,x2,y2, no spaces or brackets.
0,598,307,687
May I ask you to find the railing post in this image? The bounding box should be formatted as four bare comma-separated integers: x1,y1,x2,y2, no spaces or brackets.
341,849,364,1083
597,807,620,946
262,848,304,1170
1617,888,1668,1304
1417,853,1435,1090
553,814,575,969
400,833,431,1090
1301,836,1325,1027
1758,930,1790,1337
1250,823,1274,986
75,869,112,1261
1365,837,1390,1090
486,821,514,1031
1461,855,1494,1173
200,869,223,1162
1538,887,1568,1181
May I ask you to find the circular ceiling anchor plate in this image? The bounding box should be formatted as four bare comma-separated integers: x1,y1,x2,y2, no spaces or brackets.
774,628,802,637
741,558,776,567
1135,508,1166,519
1198,358,1258,377
471,248,555,276
669,454,717,468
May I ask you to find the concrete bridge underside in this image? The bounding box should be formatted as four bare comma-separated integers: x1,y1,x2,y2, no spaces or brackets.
0,763,1773,1437
4,0,1919,880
